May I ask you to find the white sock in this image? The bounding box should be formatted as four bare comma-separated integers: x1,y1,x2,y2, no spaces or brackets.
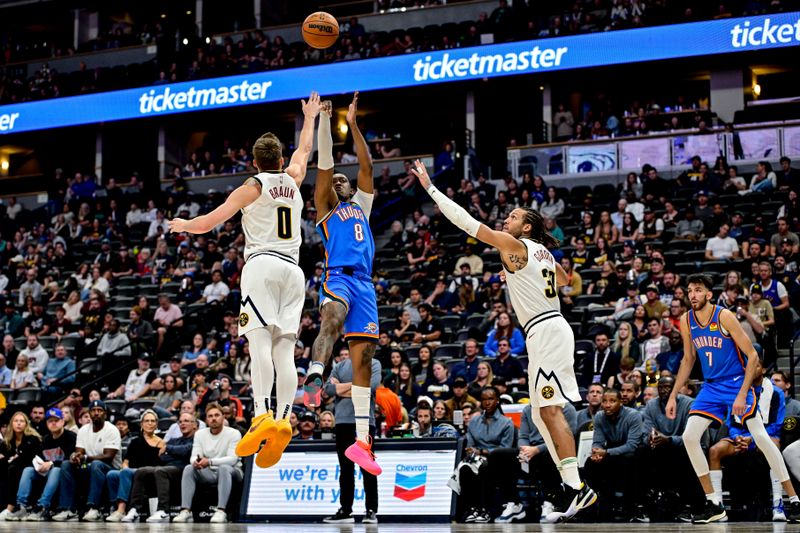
246,327,274,417
772,470,784,505
309,361,325,376
272,333,298,420
352,385,371,442
709,470,723,505
790,495,799,504
559,457,582,490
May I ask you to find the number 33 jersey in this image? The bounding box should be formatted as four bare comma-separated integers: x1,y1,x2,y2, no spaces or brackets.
504,238,561,328
317,189,375,276
241,172,303,263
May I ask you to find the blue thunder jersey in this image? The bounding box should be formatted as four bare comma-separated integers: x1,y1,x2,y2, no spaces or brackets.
317,190,375,276
688,305,745,381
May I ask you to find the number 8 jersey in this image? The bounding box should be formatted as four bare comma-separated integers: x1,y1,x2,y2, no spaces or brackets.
241,172,303,263
317,189,375,276
504,239,561,329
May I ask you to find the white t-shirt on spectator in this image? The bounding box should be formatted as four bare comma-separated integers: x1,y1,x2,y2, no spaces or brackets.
706,236,739,259
76,421,122,467
202,281,230,303
20,345,49,374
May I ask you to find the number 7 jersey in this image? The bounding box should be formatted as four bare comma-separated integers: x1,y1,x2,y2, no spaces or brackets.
241,171,303,263
503,238,561,328
317,189,375,276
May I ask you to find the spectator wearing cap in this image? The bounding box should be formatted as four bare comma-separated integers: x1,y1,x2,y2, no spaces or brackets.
642,284,667,319
7,407,76,521
93,239,114,270
675,207,703,241
452,339,482,382
694,190,713,225
484,312,525,357
322,352,381,523
0,411,43,520
446,376,478,412
412,304,443,346
53,400,121,522
770,217,800,257
636,207,663,242
97,318,132,357
173,402,242,524
580,331,620,388
1,304,24,337
127,411,197,523
40,344,76,395
294,339,310,371
110,245,135,279
490,340,525,387
294,366,308,405
152,355,188,392
705,223,740,261
105,410,164,522
108,354,157,402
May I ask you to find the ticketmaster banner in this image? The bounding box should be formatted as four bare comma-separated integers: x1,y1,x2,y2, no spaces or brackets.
244,448,457,519
1,12,799,135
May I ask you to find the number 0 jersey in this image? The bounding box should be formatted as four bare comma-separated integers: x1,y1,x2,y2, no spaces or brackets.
317,189,375,276
688,304,745,381
241,171,303,263
503,238,561,332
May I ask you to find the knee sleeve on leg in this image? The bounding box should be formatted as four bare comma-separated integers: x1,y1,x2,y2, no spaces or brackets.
683,416,712,477
747,416,790,482
783,440,800,480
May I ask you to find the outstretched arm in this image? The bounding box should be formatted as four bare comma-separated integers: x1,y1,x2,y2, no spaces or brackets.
347,92,373,194
285,91,322,188
411,160,526,268
167,180,261,234
314,100,337,220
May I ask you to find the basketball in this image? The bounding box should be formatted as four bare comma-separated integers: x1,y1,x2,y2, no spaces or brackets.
302,12,339,49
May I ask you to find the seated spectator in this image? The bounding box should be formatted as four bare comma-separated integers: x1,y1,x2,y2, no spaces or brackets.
490,340,525,387
452,339,481,382
126,412,197,522
393,310,418,344
770,217,800,258
558,257,582,308
1,335,19,366
577,384,604,428
182,333,210,367
0,412,43,519
739,160,777,195
579,331,620,388
39,344,76,395
453,246,484,276
153,355,188,392
164,401,207,441
173,403,242,524
415,402,434,437
6,407,76,521
705,223,740,260
20,335,49,377
18,269,43,306
394,363,422,412
675,207,703,240
53,400,121,522
126,306,154,350
540,187,565,220
642,285,667,319
771,371,800,418
412,345,433,385
637,208,663,241
423,360,453,401
469,362,494,399
640,318,669,370
11,354,37,390
105,410,164,522
24,302,52,337
484,312,525,356
0,354,10,386
620,380,641,409
97,319,132,357
583,388,643,520
413,304,444,346
153,374,183,419
447,376,479,413
107,354,157,403
198,270,230,304
458,387,515,523
154,294,183,354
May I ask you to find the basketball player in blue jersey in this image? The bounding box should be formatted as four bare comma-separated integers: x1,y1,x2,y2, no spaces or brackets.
667,273,800,523
304,92,381,476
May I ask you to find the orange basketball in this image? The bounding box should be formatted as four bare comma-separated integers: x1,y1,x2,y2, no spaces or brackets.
302,12,340,49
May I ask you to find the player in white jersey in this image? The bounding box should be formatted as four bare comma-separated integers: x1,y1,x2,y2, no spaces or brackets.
168,92,322,469
410,161,596,523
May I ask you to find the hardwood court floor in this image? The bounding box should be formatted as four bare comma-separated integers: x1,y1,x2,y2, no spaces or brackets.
0,522,793,532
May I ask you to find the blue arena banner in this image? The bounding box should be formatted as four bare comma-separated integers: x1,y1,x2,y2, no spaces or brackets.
0,12,799,134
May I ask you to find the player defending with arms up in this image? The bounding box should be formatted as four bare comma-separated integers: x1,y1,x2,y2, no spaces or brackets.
303,92,381,476
410,161,596,522
168,92,322,469
666,273,800,523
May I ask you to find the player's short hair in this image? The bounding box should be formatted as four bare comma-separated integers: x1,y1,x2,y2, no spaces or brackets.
603,388,622,399
252,133,283,171
205,402,224,417
686,273,714,290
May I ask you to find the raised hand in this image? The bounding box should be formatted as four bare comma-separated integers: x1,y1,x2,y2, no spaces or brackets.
410,159,432,189
168,218,189,234
302,91,322,118
346,91,359,125
321,100,333,118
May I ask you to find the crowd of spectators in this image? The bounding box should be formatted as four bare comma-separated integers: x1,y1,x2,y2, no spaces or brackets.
1,124,800,522
0,0,791,104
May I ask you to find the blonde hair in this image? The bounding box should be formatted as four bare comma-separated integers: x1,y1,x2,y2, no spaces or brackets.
4,411,41,447
472,361,494,387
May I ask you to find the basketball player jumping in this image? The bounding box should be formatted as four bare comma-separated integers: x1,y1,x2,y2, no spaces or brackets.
666,273,800,523
410,161,596,522
168,92,322,469
303,92,382,476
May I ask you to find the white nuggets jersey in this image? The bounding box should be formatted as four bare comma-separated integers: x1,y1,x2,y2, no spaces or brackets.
503,238,561,331
241,171,303,262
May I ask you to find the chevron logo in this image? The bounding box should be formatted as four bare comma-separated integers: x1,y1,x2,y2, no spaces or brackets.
393,467,427,502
